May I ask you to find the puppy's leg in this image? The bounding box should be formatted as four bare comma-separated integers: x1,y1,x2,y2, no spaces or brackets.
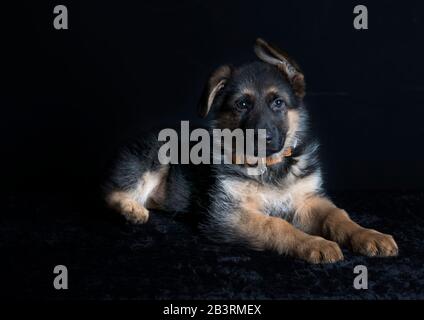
107,191,150,224
294,196,398,257
106,166,169,224
232,208,343,263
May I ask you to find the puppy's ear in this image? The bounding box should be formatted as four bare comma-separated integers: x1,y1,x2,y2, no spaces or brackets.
198,65,232,118
254,38,305,99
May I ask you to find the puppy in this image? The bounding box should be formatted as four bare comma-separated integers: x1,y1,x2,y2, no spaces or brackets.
105,39,398,263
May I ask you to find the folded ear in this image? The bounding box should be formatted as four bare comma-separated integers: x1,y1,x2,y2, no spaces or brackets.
254,38,305,99
198,65,232,118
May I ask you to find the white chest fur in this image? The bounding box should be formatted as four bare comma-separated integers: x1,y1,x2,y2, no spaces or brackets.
220,172,322,222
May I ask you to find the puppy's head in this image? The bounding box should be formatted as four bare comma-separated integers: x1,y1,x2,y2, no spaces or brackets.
198,39,305,157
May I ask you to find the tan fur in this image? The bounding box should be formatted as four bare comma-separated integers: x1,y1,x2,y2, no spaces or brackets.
241,88,255,96
285,109,299,145
221,173,322,221
265,86,280,96
254,38,306,98
234,206,343,263
145,168,169,210
106,191,149,224
207,80,226,113
199,65,232,118
221,173,397,261
265,87,290,101
107,166,169,224
293,195,398,257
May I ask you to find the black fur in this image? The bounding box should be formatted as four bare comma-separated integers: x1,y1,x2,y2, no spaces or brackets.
105,42,322,243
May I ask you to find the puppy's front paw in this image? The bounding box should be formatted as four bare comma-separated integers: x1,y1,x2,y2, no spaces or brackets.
296,236,344,264
350,228,398,257
107,191,150,224
122,202,150,224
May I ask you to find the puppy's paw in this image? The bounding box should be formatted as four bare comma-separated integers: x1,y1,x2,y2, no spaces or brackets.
296,236,344,264
121,202,150,224
350,228,398,257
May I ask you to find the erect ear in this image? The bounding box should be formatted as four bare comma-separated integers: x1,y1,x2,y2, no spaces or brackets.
198,65,232,118
254,38,305,99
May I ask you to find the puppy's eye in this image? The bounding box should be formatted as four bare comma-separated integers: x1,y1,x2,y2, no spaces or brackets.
271,98,286,110
235,99,251,111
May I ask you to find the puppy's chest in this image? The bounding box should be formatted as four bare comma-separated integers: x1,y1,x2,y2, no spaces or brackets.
255,187,294,219
221,173,321,221
222,180,298,220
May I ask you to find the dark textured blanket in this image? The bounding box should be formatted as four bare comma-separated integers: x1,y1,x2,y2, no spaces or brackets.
1,191,423,300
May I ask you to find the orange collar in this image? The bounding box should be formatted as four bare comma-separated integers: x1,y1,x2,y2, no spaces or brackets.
232,146,293,167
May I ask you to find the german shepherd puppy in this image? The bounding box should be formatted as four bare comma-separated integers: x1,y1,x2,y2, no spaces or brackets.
106,39,398,263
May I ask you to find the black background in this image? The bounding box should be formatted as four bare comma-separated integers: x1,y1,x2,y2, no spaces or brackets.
3,0,424,194
2,0,424,302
